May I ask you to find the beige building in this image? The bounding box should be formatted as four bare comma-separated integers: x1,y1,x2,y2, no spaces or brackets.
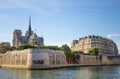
71,35,118,55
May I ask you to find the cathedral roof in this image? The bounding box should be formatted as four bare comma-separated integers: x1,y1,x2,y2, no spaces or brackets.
29,33,38,40
18,36,27,43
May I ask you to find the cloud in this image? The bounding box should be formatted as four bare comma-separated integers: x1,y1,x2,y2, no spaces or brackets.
0,0,62,16
32,0,62,14
107,34,120,38
0,0,31,9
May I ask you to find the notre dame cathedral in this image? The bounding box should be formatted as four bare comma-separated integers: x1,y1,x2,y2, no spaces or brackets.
13,17,44,48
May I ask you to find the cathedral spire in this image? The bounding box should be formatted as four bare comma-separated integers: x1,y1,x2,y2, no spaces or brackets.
28,15,32,35
25,15,33,37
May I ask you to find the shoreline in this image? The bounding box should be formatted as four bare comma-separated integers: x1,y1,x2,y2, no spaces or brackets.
1,64,120,70
31,64,120,70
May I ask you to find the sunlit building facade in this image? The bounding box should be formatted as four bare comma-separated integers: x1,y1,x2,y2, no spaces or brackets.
71,35,118,55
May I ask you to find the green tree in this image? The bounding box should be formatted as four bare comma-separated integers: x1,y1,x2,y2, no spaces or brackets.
61,44,75,63
61,44,71,53
61,44,71,57
88,47,99,56
0,46,11,53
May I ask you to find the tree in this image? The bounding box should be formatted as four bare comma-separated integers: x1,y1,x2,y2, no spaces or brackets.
61,44,71,57
88,47,99,56
0,46,11,53
61,44,71,53
60,44,75,63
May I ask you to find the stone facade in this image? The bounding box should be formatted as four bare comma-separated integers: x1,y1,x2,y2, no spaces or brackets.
0,49,67,69
75,54,101,65
75,54,120,65
71,35,118,55
13,17,44,48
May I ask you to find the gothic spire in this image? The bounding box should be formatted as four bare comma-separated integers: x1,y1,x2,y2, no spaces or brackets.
28,15,32,35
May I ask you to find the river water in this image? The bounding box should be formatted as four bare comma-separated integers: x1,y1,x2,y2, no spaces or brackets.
0,66,120,79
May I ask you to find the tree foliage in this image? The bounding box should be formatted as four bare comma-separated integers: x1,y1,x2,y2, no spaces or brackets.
0,46,11,53
16,44,61,50
60,44,71,57
61,44,71,53
72,51,84,54
60,44,75,63
16,44,37,50
88,47,99,56
39,46,61,50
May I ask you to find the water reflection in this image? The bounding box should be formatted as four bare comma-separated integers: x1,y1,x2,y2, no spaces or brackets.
0,66,120,79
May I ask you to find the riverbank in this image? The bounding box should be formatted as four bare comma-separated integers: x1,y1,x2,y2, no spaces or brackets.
30,64,120,70
1,64,120,70
1,49,120,70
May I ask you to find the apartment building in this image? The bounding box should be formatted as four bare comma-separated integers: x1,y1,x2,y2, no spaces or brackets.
71,35,118,55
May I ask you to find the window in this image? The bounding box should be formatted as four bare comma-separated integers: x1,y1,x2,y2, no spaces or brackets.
32,60,44,64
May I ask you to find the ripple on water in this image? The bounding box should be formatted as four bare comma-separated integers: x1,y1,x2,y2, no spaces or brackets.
0,66,120,79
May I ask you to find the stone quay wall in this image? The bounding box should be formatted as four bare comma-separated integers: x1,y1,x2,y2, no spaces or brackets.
0,49,31,69
76,55,120,65
0,49,67,69
78,55,101,65
0,48,120,69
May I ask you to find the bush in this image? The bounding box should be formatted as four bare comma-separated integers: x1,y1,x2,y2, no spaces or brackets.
16,44,62,50
16,44,37,50
38,46,61,50
72,51,84,54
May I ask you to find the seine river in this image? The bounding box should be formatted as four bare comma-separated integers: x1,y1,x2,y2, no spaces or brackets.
0,66,120,79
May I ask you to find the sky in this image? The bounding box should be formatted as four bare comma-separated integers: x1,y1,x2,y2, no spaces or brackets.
0,0,120,52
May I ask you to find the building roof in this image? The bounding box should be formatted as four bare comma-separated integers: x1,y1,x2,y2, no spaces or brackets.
29,33,38,40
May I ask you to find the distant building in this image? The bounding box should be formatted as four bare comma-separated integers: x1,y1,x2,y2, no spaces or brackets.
0,42,11,53
71,35,118,55
12,16,44,48
0,42,11,48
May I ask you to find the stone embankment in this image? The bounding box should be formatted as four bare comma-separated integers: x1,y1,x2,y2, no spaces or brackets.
0,49,120,70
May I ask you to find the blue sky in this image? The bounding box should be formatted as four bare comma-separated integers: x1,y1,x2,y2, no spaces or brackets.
0,0,120,52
